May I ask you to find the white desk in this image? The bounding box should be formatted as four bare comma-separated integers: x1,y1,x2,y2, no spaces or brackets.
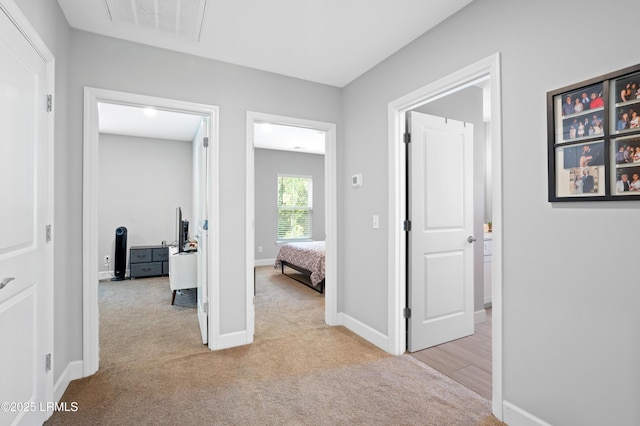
168,246,197,305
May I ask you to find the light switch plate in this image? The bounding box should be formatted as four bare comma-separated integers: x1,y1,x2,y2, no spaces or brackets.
352,174,362,188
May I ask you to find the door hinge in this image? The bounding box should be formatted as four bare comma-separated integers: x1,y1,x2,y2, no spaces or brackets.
47,94,53,112
46,224,52,243
403,307,411,319
203,302,208,314
45,353,51,371
203,136,209,148
403,220,411,232
404,132,411,144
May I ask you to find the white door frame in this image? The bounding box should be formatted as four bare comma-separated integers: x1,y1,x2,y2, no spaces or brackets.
387,53,503,419
0,0,55,411
246,112,338,340
82,88,219,374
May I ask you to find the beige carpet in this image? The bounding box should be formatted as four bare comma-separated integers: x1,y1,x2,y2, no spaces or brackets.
46,266,503,425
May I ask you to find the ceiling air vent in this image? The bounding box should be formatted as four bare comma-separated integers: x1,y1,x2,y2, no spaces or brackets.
104,0,207,42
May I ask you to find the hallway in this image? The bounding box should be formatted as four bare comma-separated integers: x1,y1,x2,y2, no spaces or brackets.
411,309,492,399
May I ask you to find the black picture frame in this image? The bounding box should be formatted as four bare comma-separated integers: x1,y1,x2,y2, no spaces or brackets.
547,63,640,201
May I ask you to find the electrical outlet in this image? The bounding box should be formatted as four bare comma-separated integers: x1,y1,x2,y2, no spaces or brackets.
104,255,110,266
258,246,263,253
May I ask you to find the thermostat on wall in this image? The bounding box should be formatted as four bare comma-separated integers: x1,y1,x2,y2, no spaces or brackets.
352,174,362,188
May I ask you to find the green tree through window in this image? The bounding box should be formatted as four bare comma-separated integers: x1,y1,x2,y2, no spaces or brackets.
277,175,312,240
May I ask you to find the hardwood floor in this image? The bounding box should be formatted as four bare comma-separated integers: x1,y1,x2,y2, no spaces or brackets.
410,308,492,399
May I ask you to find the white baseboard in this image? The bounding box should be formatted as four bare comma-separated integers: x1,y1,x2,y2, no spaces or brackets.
475,309,487,324
340,312,398,354
53,360,84,403
503,400,553,426
254,258,276,267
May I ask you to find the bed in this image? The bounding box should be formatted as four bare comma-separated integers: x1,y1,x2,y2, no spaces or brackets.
274,241,325,293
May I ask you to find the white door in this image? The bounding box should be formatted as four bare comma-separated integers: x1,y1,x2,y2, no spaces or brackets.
0,5,51,426
197,242,208,344
408,111,474,352
196,121,208,344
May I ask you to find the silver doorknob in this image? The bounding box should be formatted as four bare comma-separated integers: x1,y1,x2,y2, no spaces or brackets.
0,277,15,290
467,236,476,243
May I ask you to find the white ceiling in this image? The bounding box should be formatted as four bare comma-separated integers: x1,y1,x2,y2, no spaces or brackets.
78,0,474,149
56,0,473,88
253,122,325,155
98,102,204,141
99,102,326,153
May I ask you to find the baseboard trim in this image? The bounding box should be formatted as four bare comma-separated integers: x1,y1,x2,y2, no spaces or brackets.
254,258,276,267
503,400,553,426
340,313,392,353
475,309,487,324
53,360,84,402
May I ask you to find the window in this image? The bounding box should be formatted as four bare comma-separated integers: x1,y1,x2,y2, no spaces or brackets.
277,175,312,240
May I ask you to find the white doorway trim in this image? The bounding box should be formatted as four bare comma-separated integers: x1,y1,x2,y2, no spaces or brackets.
246,112,338,341
82,87,219,375
387,53,503,420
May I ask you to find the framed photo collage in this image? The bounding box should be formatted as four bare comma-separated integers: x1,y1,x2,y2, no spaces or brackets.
547,63,640,201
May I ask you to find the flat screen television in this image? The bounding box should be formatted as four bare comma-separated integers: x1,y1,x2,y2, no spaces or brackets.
176,207,189,253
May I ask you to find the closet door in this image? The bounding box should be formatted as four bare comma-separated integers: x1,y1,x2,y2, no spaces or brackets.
0,4,52,425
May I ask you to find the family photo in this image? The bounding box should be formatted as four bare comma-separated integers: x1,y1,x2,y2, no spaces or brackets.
615,73,640,103
562,142,605,169
561,110,605,141
569,166,599,194
615,137,640,163
615,107,640,131
560,83,605,116
615,166,640,194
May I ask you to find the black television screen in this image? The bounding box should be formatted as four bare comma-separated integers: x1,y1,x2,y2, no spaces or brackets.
181,220,189,250
176,206,189,253
176,207,184,252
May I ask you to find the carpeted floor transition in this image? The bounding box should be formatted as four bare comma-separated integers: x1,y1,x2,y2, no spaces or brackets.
46,266,503,425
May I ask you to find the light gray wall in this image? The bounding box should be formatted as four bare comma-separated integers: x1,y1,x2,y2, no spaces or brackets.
67,30,342,337
15,1,640,423
98,133,193,273
254,148,325,260
341,0,640,424
413,86,486,313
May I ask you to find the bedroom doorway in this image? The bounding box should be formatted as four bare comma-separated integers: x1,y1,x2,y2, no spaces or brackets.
82,88,219,375
246,112,338,341
387,53,503,417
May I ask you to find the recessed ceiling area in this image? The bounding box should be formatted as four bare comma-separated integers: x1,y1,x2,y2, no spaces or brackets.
98,102,204,141
56,0,474,87
254,123,325,155
98,102,325,153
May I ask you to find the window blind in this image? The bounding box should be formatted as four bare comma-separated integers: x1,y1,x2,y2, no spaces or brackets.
277,175,312,240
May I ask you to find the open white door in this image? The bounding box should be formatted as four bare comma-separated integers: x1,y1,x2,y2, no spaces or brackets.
408,111,475,352
196,120,209,344
0,4,51,425
197,238,208,344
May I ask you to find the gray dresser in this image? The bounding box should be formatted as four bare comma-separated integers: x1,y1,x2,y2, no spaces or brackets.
129,245,169,278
